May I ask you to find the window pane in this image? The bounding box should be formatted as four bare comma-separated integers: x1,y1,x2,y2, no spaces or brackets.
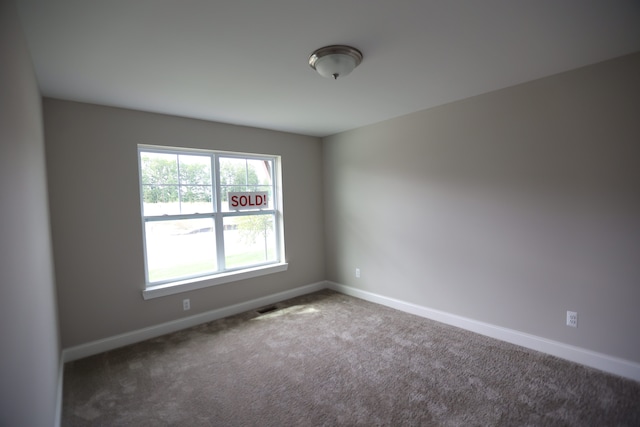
247,159,273,188
220,158,249,207
178,155,212,186
141,152,179,216
141,152,178,185
178,155,213,213
224,214,276,269
145,218,217,283
219,157,249,185
179,185,212,214
142,185,180,216
220,157,274,212
141,152,214,215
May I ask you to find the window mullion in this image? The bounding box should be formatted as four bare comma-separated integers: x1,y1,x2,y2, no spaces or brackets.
273,158,281,263
145,213,215,222
213,154,226,270
176,154,182,213
245,158,249,191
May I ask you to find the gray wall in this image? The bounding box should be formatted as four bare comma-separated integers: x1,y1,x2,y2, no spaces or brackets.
44,99,325,348
0,1,61,425
324,52,640,364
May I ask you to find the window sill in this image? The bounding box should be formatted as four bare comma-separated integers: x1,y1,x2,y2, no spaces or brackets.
142,263,288,300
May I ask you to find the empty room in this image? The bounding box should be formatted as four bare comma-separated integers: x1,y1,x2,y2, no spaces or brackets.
2,0,640,425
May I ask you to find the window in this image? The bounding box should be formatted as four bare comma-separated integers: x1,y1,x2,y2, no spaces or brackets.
138,146,286,298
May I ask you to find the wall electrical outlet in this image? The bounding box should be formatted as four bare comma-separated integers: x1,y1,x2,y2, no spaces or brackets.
355,268,361,278
183,299,191,311
566,311,577,328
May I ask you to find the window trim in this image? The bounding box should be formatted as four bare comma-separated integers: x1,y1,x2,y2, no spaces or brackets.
138,145,286,299
142,262,288,300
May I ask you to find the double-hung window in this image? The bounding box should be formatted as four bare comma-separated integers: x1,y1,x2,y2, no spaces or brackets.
138,146,285,298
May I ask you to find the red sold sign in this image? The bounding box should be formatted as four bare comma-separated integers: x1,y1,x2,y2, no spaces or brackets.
228,192,269,210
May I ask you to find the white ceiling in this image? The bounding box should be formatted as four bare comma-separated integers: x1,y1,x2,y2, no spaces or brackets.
16,0,640,137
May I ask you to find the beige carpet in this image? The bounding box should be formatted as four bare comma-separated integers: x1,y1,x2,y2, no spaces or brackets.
63,290,640,426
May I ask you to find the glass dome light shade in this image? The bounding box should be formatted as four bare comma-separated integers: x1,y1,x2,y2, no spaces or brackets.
309,45,363,80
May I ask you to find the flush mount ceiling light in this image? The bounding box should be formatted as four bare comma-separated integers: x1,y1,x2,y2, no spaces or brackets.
309,45,363,80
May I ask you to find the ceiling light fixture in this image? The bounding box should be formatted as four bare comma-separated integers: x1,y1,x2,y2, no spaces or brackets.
309,45,363,80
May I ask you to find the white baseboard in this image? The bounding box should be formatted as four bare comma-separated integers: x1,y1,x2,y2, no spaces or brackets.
62,281,326,362
327,281,640,382
61,279,640,383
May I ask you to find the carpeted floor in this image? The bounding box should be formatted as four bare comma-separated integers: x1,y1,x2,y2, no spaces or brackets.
63,290,640,426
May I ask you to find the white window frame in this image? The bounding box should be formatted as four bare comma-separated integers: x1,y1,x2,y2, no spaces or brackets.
138,145,287,300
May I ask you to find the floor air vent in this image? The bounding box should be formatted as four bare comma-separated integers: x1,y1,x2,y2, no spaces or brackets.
256,305,278,314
